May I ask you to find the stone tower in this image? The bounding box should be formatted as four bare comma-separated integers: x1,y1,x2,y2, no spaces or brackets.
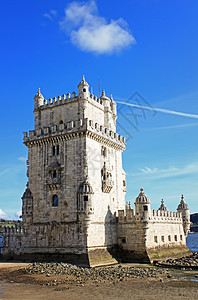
2,76,191,264
21,76,126,265
177,195,191,236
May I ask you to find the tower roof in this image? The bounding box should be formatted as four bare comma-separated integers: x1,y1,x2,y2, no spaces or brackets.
135,187,150,204
34,88,44,100
100,89,110,100
78,180,93,194
158,199,168,211
177,194,189,210
22,187,33,199
78,75,89,88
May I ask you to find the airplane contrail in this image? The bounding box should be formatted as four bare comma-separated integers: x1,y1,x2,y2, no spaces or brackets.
116,101,198,119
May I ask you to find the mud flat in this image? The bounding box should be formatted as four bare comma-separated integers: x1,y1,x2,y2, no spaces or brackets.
1,262,198,300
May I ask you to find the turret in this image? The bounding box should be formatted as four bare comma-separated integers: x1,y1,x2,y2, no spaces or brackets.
158,199,168,211
110,94,117,122
78,75,90,99
177,195,190,236
77,180,94,220
134,187,151,221
34,88,44,109
100,90,116,130
22,187,33,224
101,90,110,109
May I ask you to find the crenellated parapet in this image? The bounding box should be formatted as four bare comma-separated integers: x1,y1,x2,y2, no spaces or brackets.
35,92,79,110
150,209,182,223
118,202,136,223
117,189,188,230
35,92,106,110
34,79,116,116
3,224,25,254
23,118,126,150
3,224,24,235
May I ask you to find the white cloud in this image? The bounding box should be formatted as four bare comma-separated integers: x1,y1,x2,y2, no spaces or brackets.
130,162,198,179
0,209,8,219
15,209,22,219
60,1,135,54
44,10,57,20
18,157,27,162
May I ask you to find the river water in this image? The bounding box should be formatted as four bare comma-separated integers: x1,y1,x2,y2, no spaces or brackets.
0,236,2,254
186,232,198,252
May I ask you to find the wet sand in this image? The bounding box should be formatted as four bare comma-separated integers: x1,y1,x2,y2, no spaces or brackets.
1,262,198,300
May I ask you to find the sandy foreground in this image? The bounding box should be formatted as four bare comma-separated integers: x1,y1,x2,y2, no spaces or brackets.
0,262,198,300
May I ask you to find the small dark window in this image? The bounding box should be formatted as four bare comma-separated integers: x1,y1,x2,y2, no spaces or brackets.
175,235,177,241
101,146,106,156
57,145,59,155
143,205,148,211
53,170,57,178
83,88,86,92
59,120,63,124
84,196,88,202
52,195,58,207
52,146,56,156
123,180,126,187
122,238,126,244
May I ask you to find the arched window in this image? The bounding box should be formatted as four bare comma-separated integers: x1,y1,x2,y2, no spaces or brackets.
59,120,63,124
52,195,58,207
53,170,57,178
83,88,86,92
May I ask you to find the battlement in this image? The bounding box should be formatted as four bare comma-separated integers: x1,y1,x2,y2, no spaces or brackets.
150,209,183,223
3,224,24,235
118,205,136,223
35,91,112,112
118,206,183,224
152,209,182,218
23,118,126,148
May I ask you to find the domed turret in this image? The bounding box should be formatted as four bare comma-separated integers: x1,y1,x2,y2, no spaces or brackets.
158,199,168,211
78,180,93,194
177,195,190,236
78,75,90,99
100,90,110,109
34,88,44,109
22,187,33,223
110,95,117,117
134,187,151,221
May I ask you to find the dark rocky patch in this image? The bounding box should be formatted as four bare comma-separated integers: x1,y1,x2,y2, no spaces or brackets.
155,252,198,269
25,262,165,285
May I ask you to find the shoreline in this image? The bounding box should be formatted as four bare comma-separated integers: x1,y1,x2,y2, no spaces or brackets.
1,262,198,299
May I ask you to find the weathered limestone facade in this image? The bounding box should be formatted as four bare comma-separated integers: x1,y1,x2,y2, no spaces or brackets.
117,190,191,262
2,77,191,265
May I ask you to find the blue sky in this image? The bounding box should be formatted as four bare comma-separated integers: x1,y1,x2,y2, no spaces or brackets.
0,0,198,219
